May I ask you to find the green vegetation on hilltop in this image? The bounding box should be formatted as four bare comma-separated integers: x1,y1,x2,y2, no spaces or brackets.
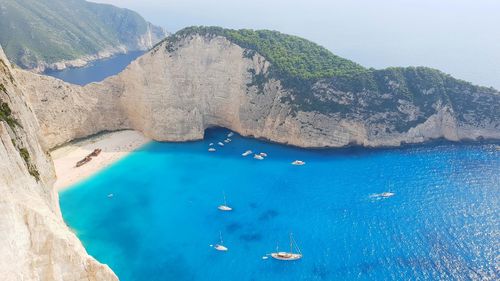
163,27,499,133
0,0,166,69
167,26,367,80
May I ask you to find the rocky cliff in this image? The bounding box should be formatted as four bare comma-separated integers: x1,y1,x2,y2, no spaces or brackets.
1,27,499,281
22,30,500,149
0,47,117,281
0,0,168,72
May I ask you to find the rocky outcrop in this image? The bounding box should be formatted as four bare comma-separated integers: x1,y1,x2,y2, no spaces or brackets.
22,34,500,149
30,23,168,73
0,0,168,72
0,47,117,281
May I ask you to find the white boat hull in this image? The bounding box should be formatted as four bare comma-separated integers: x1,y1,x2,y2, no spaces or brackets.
270,252,302,261
254,154,264,160
215,244,228,251
218,205,232,211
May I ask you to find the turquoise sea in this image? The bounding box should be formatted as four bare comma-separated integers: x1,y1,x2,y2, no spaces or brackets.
60,128,500,281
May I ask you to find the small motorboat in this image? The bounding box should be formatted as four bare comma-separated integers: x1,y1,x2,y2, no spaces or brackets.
254,154,264,160
227,132,234,137
218,142,224,146
259,152,267,157
379,192,395,198
214,232,228,251
208,148,216,152
209,143,214,146
370,192,395,199
291,160,305,166
217,192,232,211
242,150,252,157
270,233,302,261
224,139,230,143
107,193,114,198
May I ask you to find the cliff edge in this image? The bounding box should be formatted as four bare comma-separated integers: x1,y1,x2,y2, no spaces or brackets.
22,28,500,149
1,27,499,281
0,47,117,281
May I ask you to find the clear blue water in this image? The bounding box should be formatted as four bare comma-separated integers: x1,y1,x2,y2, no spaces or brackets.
60,128,500,281
44,51,144,85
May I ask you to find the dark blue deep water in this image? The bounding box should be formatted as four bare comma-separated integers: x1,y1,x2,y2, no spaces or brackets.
60,128,500,281
44,51,144,85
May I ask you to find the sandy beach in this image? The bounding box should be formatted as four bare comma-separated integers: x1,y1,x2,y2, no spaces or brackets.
51,130,150,191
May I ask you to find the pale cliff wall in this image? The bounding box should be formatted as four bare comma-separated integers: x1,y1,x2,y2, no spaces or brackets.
0,47,117,281
1,32,499,281
23,35,500,149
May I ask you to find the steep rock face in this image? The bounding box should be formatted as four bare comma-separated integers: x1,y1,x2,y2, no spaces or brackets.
24,35,500,149
2,31,499,281
0,47,117,281
0,0,168,72
16,71,129,150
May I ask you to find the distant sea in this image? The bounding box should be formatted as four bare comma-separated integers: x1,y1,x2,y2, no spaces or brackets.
60,128,500,281
44,51,144,85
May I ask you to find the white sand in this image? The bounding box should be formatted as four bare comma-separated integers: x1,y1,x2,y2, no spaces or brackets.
51,130,150,191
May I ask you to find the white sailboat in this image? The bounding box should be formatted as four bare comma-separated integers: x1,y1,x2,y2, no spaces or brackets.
218,192,232,211
271,233,302,261
214,231,228,251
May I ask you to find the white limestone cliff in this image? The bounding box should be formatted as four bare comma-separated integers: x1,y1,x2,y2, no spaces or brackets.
1,33,499,281
0,47,117,281
21,35,500,150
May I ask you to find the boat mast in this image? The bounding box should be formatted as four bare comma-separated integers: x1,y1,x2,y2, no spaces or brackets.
290,233,293,254
223,191,227,206
219,231,223,244
291,234,302,255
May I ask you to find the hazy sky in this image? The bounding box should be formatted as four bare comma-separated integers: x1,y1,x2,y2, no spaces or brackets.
93,0,500,89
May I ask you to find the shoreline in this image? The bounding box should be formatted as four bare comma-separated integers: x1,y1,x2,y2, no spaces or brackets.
31,45,129,73
51,130,150,191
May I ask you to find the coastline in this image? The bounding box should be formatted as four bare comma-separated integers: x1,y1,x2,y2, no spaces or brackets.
51,130,150,191
31,45,129,73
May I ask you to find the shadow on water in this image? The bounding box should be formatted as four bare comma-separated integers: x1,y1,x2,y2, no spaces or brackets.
239,232,263,242
226,222,242,233
258,209,280,222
